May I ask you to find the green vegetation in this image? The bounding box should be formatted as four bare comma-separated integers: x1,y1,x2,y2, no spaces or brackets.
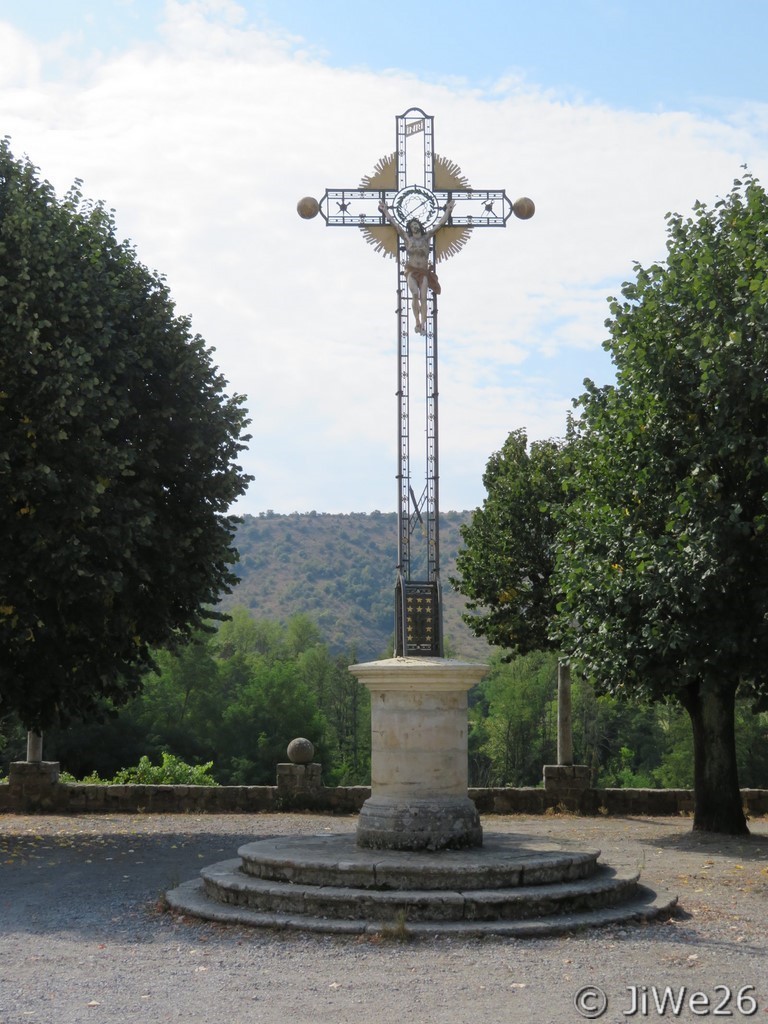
454,175,768,833
554,174,768,833
467,651,768,790
60,753,219,786
1,610,371,786
0,141,251,732
2,610,766,790
452,430,567,655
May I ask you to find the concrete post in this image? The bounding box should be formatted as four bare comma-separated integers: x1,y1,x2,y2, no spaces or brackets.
557,662,573,766
543,661,591,808
26,731,43,763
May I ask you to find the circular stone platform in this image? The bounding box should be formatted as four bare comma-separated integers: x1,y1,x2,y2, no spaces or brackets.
165,832,678,937
236,832,601,889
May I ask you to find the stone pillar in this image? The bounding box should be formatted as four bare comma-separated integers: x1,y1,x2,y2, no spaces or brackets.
544,662,591,809
349,657,487,851
557,662,573,766
27,731,43,763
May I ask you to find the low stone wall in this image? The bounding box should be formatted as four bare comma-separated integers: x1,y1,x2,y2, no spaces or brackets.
2,761,767,817
470,786,768,817
0,762,370,815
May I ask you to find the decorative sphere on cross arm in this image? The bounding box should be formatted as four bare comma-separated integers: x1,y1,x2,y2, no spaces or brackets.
297,196,320,219
513,196,535,220
287,737,315,764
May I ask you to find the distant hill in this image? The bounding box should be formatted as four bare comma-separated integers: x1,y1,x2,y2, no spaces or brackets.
222,511,493,662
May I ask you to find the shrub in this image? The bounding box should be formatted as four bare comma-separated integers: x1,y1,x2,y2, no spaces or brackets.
60,753,219,786
113,753,218,786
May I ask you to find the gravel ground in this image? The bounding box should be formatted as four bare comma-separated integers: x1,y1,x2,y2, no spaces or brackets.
0,811,766,1024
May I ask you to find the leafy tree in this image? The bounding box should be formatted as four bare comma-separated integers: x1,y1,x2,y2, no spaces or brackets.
736,706,768,787
475,651,558,785
451,429,568,654
213,606,285,661
467,650,668,788
285,613,323,657
554,173,768,833
219,659,325,784
571,683,666,787
0,141,251,731
654,700,768,790
124,637,224,765
310,648,370,784
42,709,150,780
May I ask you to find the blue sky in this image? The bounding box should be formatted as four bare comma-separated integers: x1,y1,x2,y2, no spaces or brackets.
7,0,767,110
2,1,768,513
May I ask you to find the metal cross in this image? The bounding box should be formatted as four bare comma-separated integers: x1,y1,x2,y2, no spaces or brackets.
300,107,533,657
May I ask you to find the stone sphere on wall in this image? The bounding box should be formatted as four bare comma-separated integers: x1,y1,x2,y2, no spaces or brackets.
287,737,315,764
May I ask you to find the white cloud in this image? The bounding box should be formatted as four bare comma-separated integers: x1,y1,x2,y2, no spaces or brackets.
0,24,40,87
2,0,767,513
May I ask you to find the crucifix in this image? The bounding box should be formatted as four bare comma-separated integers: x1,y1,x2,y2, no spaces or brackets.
298,107,533,658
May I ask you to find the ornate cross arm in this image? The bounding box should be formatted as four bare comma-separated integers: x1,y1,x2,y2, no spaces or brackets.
315,188,528,227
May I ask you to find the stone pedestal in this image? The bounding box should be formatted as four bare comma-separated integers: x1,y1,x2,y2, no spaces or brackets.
543,764,591,810
349,657,487,850
8,761,60,811
276,762,322,796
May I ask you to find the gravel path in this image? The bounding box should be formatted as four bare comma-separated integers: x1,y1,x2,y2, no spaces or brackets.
1,812,766,1024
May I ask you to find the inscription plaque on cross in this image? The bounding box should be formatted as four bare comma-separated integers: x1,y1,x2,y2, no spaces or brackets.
298,107,534,657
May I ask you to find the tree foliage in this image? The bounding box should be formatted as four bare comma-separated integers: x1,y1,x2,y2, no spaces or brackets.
465,649,712,789
451,429,568,655
29,610,370,786
16,625,764,791
0,142,251,730
473,650,558,785
554,172,768,833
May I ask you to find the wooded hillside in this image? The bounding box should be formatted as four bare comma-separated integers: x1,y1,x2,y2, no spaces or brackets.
223,511,492,662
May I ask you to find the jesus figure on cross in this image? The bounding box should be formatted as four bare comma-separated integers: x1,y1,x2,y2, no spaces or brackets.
378,197,456,335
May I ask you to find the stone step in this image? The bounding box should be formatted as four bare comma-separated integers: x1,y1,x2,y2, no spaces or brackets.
166,877,677,938
165,830,678,937
237,833,602,891
199,858,641,923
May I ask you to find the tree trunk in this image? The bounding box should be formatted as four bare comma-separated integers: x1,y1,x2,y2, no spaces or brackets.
680,679,748,835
